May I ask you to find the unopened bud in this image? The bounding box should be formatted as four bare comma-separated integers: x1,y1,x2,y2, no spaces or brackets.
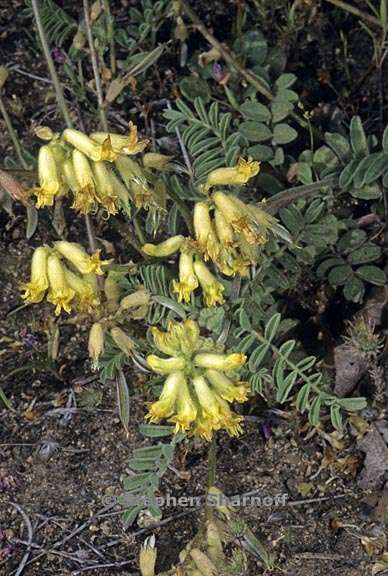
119,288,150,310
110,327,135,356
139,535,157,576
88,322,104,370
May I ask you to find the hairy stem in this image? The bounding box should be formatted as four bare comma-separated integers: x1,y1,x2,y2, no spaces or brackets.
83,0,109,131
0,96,29,169
207,436,217,488
31,0,72,128
264,176,337,214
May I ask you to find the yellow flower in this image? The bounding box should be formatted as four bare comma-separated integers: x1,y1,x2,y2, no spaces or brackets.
139,536,157,576
172,251,198,303
180,319,200,355
54,241,109,275
215,396,244,437
46,254,75,315
213,192,278,246
151,324,183,356
192,413,214,442
32,145,62,208
110,327,135,356
115,156,152,209
143,152,172,171
192,375,223,426
120,288,151,310
192,260,224,307
71,150,97,214
21,246,50,304
205,157,260,190
193,202,220,263
205,369,249,403
63,267,100,312
142,235,185,257
169,377,197,433
91,122,149,155
104,271,123,311
146,371,183,423
88,322,105,370
194,352,247,371
92,161,119,216
63,128,117,162
146,354,186,374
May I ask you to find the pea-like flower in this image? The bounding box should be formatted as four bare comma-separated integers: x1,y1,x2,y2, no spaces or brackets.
70,150,98,214
205,157,260,190
145,320,249,440
21,246,50,304
88,322,105,370
46,254,75,315
32,145,62,208
142,235,185,257
54,241,109,275
92,161,119,216
193,201,220,263
64,268,100,312
172,251,198,303
91,122,149,156
63,128,117,162
193,260,225,307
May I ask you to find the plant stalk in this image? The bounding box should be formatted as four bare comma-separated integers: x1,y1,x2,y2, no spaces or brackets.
31,0,72,128
207,436,217,488
0,96,29,169
323,0,381,27
83,0,109,131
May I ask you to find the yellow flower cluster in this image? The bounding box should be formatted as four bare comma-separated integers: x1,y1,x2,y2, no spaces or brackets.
145,320,249,441
20,241,109,316
31,123,170,215
142,159,291,305
143,237,225,307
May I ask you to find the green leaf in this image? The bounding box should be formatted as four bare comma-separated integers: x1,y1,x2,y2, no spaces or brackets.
351,183,382,200
364,152,388,184
382,124,388,152
313,146,339,171
179,78,210,102
336,397,367,411
248,144,274,161
296,383,311,413
297,162,313,184
275,89,299,102
304,200,325,223
343,276,365,303
271,100,294,123
330,404,343,431
350,116,368,156
347,243,381,265
352,153,382,188
26,205,38,239
152,295,186,319
328,265,353,286
339,159,359,188
122,505,144,527
308,395,322,426
272,124,298,145
249,343,270,371
123,473,153,491
239,121,272,142
324,132,350,163
356,265,386,285
264,313,281,341
240,101,271,122
337,229,367,252
275,73,297,90
234,30,267,65
116,371,130,435
316,257,345,278
139,424,175,437
239,309,252,331
276,371,298,403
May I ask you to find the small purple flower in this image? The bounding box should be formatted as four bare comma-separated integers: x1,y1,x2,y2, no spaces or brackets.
52,48,66,65
0,545,14,560
212,62,225,83
260,421,273,442
22,333,39,349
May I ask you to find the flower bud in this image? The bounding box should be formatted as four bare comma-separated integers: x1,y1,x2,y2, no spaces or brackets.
143,152,172,171
92,161,119,216
110,327,135,356
88,322,105,370
190,548,218,576
194,353,246,371
139,535,157,576
206,157,260,189
193,202,220,263
54,241,108,275
172,251,198,303
63,128,117,162
91,122,149,155
33,145,61,208
192,260,224,307
119,289,150,310
46,254,75,315
146,354,186,374
142,235,184,257
71,150,97,214
21,246,50,304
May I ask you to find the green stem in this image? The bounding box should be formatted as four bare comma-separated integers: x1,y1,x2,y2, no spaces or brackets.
83,0,109,131
102,0,116,76
0,95,29,169
264,176,337,215
207,436,217,488
31,0,72,128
